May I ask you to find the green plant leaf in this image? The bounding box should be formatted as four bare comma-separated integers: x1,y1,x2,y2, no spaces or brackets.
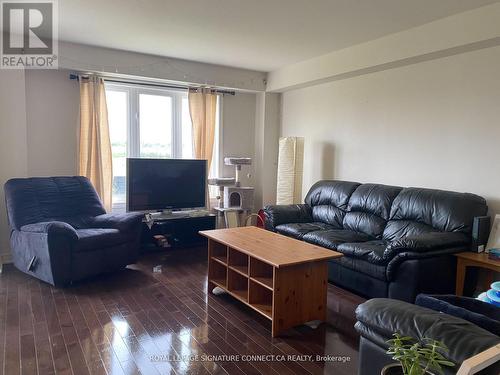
386,334,455,375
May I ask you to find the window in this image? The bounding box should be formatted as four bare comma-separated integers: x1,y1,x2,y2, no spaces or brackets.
105,83,221,211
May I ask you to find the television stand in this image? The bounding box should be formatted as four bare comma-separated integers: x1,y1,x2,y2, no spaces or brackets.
141,213,216,251
149,209,210,220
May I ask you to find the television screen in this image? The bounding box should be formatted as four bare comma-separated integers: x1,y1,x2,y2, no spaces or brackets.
127,158,206,211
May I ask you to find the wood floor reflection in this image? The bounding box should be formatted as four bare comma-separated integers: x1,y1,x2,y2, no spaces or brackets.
0,247,364,375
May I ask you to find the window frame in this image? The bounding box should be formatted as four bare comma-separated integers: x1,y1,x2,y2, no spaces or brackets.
105,82,223,211
106,83,188,159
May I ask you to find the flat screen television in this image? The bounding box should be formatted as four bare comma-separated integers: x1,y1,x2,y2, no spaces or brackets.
127,158,207,211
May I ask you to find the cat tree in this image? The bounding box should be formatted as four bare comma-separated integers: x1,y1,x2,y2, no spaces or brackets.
208,157,254,227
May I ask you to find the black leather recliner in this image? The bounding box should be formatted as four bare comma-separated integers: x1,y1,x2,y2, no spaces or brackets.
4,176,144,286
264,180,489,302
355,296,500,375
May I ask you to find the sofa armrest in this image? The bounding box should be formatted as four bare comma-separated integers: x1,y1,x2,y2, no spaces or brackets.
263,204,312,231
20,221,78,241
385,247,464,285
89,212,144,233
385,232,469,258
12,223,77,286
355,298,500,369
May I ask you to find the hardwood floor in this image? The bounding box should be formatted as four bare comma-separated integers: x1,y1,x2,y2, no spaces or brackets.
0,247,364,375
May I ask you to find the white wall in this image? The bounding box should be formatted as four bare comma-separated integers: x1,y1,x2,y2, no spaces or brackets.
268,2,500,91
0,70,28,256
59,42,266,92
281,46,500,217
254,93,280,209
221,93,257,189
25,70,80,176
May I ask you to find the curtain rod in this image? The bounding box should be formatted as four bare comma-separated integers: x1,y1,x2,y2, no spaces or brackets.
69,74,236,95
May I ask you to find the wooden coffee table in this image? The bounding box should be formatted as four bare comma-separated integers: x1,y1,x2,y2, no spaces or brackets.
199,226,342,336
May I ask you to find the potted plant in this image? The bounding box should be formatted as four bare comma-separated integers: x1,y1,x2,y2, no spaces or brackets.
382,333,455,375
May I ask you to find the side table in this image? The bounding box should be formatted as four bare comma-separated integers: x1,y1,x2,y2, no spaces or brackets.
455,252,500,296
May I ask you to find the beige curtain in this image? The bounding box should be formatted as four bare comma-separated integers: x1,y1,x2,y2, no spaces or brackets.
78,76,113,212
188,88,217,209
188,88,217,169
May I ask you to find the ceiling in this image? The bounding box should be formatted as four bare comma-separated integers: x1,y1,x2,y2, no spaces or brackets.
58,0,499,72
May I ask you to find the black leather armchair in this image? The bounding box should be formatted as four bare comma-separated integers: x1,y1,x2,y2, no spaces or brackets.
4,176,143,286
355,297,500,375
264,181,489,302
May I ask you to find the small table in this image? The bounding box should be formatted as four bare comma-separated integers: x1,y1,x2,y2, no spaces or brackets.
455,252,500,296
199,226,342,337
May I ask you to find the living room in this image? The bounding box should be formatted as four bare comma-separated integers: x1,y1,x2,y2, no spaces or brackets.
0,1,499,375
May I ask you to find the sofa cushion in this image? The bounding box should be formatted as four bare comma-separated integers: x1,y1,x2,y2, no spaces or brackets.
383,220,436,242
305,180,360,227
75,228,127,252
302,229,372,250
383,187,487,241
343,184,402,238
337,240,387,264
275,222,334,239
385,232,469,259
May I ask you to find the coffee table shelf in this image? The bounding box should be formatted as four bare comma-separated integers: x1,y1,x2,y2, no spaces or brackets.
250,276,273,290
228,269,249,302
211,256,227,266
249,279,273,318
203,226,342,336
251,303,272,319
229,265,249,277
211,242,228,264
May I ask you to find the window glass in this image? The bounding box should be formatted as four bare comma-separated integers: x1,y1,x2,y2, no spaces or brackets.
106,84,221,211
139,94,172,158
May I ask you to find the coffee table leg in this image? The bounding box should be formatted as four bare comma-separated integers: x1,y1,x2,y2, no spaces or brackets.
456,258,466,296
272,262,328,337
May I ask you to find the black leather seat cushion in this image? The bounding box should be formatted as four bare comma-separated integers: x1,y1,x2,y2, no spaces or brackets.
75,228,127,252
337,240,388,264
275,222,334,239
303,229,372,250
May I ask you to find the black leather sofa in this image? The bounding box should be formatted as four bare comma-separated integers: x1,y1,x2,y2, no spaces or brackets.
4,176,144,286
355,296,500,375
264,180,489,302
